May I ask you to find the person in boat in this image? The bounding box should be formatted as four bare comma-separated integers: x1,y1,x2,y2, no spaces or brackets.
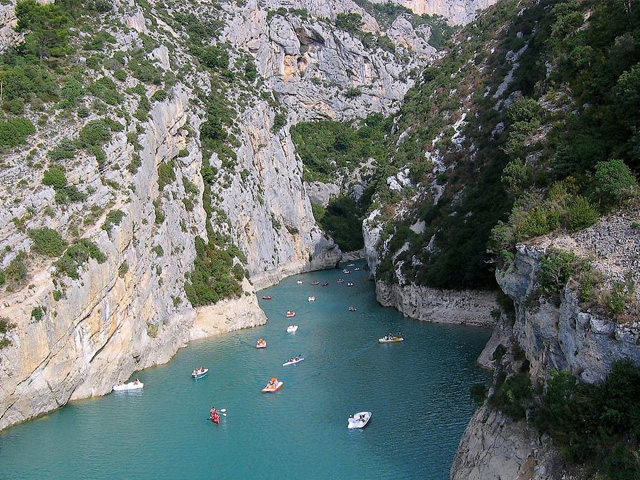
398,331,403,338
134,378,140,385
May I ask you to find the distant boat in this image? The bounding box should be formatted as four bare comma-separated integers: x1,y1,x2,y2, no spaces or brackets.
343,269,350,274
283,355,304,366
286,325,298,333
286,311,296,317
337,278,344,283
347,282,354,287
348,306,356,312
192,367,209,379
311,280,319,285
308,296,316,302
322,282,329,286
262,295,271,300
210,407,220,424
379,334,404,344
347,263,355,267
354,267,360,271
348,411,371,429
296,280,303,285
256,338,267,349
262,377,284,393
113,379,143,392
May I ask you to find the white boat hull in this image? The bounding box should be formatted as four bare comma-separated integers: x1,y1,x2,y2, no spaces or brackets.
378,337,403,344
286,325,298,333
192,368,209,378
348,411,372,429
113,381,144,392
283,357,304,366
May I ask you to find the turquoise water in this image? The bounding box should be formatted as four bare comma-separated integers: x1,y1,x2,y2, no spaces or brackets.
0,262,491,479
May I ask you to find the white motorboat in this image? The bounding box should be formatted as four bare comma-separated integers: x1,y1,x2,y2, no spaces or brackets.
192,367,209,378
348,411,372,429
286,325,298,333
283,356,304,366
113,380,144,392
308,296,316,302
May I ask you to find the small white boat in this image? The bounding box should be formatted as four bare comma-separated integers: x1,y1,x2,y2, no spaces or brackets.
379,335,404,344
348,411,372,429
347,263,355,267
113,380,144,392
308,296,316,302
283,355,304,366
286,325,298,333
354,267,360,271
192,368,209,379
343,269,350,274
286,311,296,318
296,280,303,285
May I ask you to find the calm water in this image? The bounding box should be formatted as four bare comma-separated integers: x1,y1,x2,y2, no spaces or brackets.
0,262,491,479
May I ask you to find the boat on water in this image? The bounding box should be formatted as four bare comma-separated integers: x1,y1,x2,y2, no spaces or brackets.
379,333,404,344
256,338,267,348
286,311,296,317
347,263,355,267
262,295,271,300
286,325,298,333
337,278,344,283
311,281,319,285
347,282,354,287
354,267,360,271
348,411,372,429
308,296,315,302
283,355,304,366
322,282,329,286
192,367,209,379
113,379,143,392
262,377,284,393
296,280,303,285
348,306,356,312
210,407,220,424
342,269,350,274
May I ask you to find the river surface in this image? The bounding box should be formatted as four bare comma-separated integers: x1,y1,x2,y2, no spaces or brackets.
0,262,491,479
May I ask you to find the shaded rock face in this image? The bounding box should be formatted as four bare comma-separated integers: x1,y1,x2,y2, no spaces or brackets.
376,281,496,326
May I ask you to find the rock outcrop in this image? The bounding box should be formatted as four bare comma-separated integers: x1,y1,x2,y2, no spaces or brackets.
376,281,496,326
369,0,499,25
451,208,640,479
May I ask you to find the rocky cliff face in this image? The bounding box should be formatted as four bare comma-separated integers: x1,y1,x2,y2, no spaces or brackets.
0,0,438,430
451,209,640,479
369,0,499,25
376,281,496,326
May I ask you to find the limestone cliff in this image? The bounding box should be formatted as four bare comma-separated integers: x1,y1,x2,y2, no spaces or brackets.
451,208,640,479
0,0,437,430
371,0,498,25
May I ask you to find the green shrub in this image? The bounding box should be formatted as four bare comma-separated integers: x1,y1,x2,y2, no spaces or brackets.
272,112,286,132
78,119,112,148
54,239,106,279
157,160,176,190
30,306,44,321
153,199,165,224
47,138,76,161
591,159,639,210
539,249,585,298
28,227,67,256
151,89,168,102
118,261,128,278
489,372,533,420
42,167,67,189
101,209,125,232
0,317,15,335
0,118,36,148
88,76,122,105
